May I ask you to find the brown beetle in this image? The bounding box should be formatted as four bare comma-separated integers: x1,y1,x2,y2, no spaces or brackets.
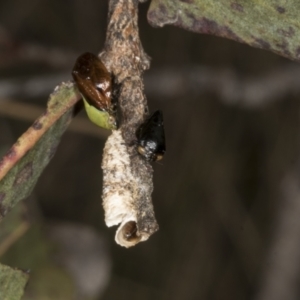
72,52,112,110
72,52,117,129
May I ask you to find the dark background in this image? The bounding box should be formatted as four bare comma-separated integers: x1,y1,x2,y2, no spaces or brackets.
0,1,300,299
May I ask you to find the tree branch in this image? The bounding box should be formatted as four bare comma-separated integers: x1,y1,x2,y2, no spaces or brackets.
99,0,158,247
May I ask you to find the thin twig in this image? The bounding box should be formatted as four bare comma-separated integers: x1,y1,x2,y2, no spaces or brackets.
0,100,108,139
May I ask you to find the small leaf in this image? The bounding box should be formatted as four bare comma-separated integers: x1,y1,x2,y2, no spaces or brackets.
0,82,81,221
0,263,29,300
148,0,300,61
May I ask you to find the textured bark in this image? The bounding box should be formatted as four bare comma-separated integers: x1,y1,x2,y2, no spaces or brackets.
100,0,158,245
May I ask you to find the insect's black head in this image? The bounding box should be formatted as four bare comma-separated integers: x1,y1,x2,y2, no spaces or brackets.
136,110,166,162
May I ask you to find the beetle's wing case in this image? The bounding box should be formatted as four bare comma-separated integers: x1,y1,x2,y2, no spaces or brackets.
72,52,112,111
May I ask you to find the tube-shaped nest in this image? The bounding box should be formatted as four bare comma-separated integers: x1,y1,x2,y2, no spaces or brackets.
102,130,158,247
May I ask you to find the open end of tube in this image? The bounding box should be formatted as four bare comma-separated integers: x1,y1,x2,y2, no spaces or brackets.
115,220,143,248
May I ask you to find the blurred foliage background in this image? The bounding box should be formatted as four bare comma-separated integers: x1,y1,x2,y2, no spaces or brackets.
0,1,300,299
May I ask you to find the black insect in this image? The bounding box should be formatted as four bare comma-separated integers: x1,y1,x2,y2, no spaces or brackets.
136,110,166,162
